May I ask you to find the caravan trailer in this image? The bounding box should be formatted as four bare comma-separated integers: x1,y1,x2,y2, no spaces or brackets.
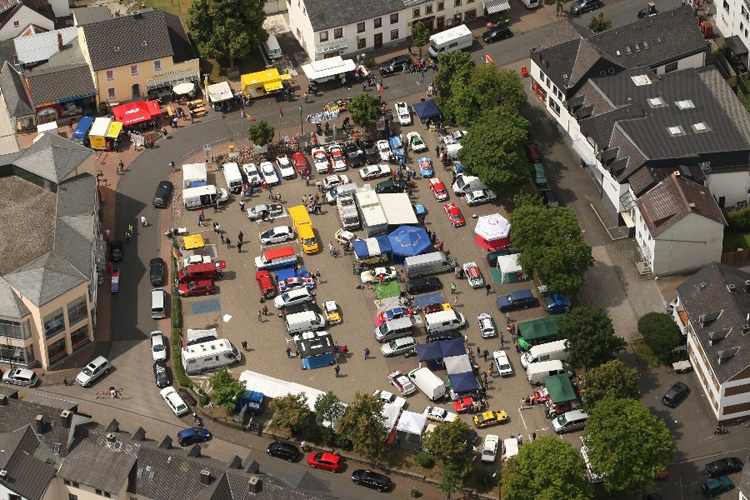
181,339,241,375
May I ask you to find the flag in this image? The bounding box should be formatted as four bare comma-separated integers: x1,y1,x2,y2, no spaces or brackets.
279,106,284,118
246,114,256,121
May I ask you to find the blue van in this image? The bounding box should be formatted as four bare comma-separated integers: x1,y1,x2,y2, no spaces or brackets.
496,289,535,312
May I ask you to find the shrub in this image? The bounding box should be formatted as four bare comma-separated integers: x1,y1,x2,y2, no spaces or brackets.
638,312,680,364
416,452,435,468
726,205,750,232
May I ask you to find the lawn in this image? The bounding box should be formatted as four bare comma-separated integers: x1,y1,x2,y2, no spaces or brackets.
723,230,750,252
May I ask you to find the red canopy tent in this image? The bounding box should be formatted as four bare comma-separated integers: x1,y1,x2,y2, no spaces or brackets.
111,100,162,126
474,213,511,250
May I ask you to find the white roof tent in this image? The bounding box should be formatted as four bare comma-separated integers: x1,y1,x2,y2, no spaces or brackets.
89,117,112,137
207,81,234,103
301,56,356,82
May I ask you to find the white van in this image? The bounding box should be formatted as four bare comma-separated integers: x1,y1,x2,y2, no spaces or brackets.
374,317,414,342
222,162,243,194
408,367,446,401
552,409,588,434
452,174,486,195
286,310,326,334
263,34,282,60
428,25,473,58
151,288,167,319
404,251,457,278
526,359,565,385
183,185,229,210
502,437,519,462
520,340,569,369
425,310,465,334
181,339,241,375
521,0,540,8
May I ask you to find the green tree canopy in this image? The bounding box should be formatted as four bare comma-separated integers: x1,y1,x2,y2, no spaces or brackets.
348,93,382,128
411,22,430,58
457,107,530,192
208,367,245,411
511,205,593,296
585,398,675,491
437,466,461,498
314,391,345,426
558,306,625,369
502,436,593,500
336,391,386,460
247,120,275,146
513,192,544,209
638,312,680,364
269,393,312,434
433,51,475,119
187,0,267,67
583,359,640,411
589,13,612,33
422,420,475,479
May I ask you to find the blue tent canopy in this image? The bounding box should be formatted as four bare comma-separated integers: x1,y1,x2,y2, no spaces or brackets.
412,100,440,122
353,236,392,259
72,116,95,139
413,293,445,310
448,372,480,393
416,342,444,362
440,338,466,358
388,226,431,257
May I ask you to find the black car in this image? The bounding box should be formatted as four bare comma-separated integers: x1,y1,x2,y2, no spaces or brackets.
266,441,300,462
376,179,408,194
109,241,124,262
379,55,411,76
427,330,462,343
540,189,559,208
482,25,512,43
363,141,379,164
153,361,170,388
351,469,392,492
406,276,442,295
153,180,174,208
662,381,689,408
150,257,166,286
705,457,744,478
570,0,603,14
283,302,322,316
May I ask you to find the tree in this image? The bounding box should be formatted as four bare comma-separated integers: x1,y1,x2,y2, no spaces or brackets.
314,392,345,444
422,420,475,479
585,398,675,491
247,120,275,146
582,360,640,411
208,367,245,411
437,466,461,499
411,22,431,59
502,436,593,500
638,312,680,364
269,393,311,433
336,391,386,460
187,0,267,68
558,306,625,369
457,107,530,192
433,51,475,120
348,93,382,129
513,192,544,209
589,13,612,33
511,206,593,296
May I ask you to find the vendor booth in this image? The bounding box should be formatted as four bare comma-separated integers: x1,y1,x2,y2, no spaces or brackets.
380,194,418,226
111,100,162,127
239,370,330,413
382,402,402,445
71,115,94,144
395,410,427,450
474,213,511,250
353,236,392,265
241,68,290,99
412,99,441,123
387,226,431,259
36,121,58,137
88,117,110,149
207,81,234,109
301,56,356,84
495,253,526,283
517,316,560,350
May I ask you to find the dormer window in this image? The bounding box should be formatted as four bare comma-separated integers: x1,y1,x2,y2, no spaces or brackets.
648,97,666,108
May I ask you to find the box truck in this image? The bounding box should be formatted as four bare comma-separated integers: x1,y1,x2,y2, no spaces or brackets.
526,359,565,385
408,367,446,400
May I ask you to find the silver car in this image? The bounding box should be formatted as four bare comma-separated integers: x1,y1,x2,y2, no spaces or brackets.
380,336,417,357
260,226,294,245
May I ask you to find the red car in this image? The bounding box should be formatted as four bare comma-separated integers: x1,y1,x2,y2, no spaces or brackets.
429,178,449,201
525,140,542,162
255,270,276,299
177,279,216,297
443,203,465,227
292,152,310,177
307,451,344,472
453,397,487,414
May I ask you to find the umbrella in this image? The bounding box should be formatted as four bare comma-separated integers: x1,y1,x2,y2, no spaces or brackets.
173,82,196,95
474,213,510,240
388,226,431,257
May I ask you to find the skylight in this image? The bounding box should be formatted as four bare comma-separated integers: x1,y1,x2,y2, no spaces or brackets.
631,74,652,86
692,122,710,133
648,97,665,108
675,100,695,110
667,126,685,136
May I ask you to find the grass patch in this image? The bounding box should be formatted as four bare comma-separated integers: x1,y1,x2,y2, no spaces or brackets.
371,281,401,299
723,231,750,252
632,338,660,368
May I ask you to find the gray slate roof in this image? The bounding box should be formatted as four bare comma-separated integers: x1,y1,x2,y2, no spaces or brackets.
13,132,92,184
676,263,750,384
54,174,97,280
303,0,404,32
0,61,33,117
26,63,96,106
14,26,77,65
58,434,138,495
0,426,56,500
71,6,112,26
0,395,77,456
0,277,29,317
4,252,87,306
82,9,195,71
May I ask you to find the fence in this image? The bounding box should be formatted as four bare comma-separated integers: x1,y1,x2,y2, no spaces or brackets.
721,248,750,264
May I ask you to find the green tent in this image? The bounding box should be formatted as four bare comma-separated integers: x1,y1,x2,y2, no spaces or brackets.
543,374,576,403
517,316,560,350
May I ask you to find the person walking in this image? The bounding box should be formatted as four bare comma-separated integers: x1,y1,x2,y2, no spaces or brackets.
220,232,225,244
141,216,148,227
239,199,245,211
364,347,370,360
334,364,340,378
238,231,244,244
476,346,481,357
63,376,68,386
118,160,124,174
532,432,536,441
451,282,457,294
241,340,248,351
286,347,292,358
485,283,492,295
198,214,204,226
225,237,231,249
237,241,243,253
257,311,263,323
483,349,489,362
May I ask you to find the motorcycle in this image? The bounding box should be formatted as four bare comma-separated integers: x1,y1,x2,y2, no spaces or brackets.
714,426,729,435
192,412,203,427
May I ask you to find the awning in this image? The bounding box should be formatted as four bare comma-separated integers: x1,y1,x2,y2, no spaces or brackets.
106,121,123,138
263,80,284,92
444,354,472,375
89,117,111,137
726,35,749,56
483,0,511,14
412,99,441,121
396,411,427,435
183,234,205,250
571,137,597,166
314,39,348,55
173,82,195,95
111,100,162,126
207,81,233,103
301,56,356,81
543,374,577,403
72,115,94,139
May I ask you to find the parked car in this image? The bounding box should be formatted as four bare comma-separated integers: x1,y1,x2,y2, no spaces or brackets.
274,288,315,309
256,270,276,299
463,262,484,288
312,147,331,174
388,371,418,396
373,389,407,410
153,180,173,208
379,55,411,76
278,276,315,293
701,476,734,497
150,331,168,361
465,189,497,206
150,257,166,286
76,356,110,387
242,163,262,186
395,101,411,125
540,189,559,208
177,280,216,297
381,336,417,357
267,441,300,461
2,368,39,387
360,164,391,181
705,457,744,478
525,141,542,162
377,306,412,323
153,361,170,388
276,154,296,179
442,130,467,145
308,451,344,471
487,248,518,267
443,202,465,227
477,313,497,338
247,203,284,221
483,25,512,43
323,174,350,191
473,410,509,428
362,141,379,164
260,161,279,185
177,427,211,446
292,152,310,176
533,162,547,186
376,140,392,162
351,469,392,492
260,226,294,245
361,266,398,284
662,381,689,408
542,294,571,315
406,276,442,295
423,406,458,423
418,157,434,177
493,350,513,376
429,178,449,201
407,132,428,153
344,142,364,168
328,144,347,172
496,289,535,312
109,241,124,262
161,386,190,416
570,0,603,14
376,179,408,194
422,302,452,315
481,434,500,463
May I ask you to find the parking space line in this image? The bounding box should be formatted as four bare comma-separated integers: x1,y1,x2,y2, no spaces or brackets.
517,407,528,430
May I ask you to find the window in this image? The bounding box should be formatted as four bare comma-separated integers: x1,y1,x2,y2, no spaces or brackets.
723,0,729,11
64,480,71,486
455,0,462,6
67,296,88,326
320,31,328,41
358,37,366,49
44,309,65,338
664,61,678,73
374,17,382,28
297,28,301,39
68,495,78,500
548,97,560,116
334,27,343,38
426,4,433,13
130,65,138,77
106,70,114,81
390,13,399,23
72,482,79,488
357,21,365,32
464,8,476,19
107,88,116,100
153,60,162,72
0,319,31,340
413,7,420,17
437,1,444,10
391,29,399,40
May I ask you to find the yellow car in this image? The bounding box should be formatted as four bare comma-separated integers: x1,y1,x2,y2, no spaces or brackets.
324,301,341,324
473,411,509,428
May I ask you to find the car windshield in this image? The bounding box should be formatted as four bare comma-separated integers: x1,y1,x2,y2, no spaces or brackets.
154,344,165,352
176,402,187,412
82,365,94,376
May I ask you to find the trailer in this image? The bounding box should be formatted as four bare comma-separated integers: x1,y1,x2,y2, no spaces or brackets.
356,190,388,237
182,163,208,189
241,68,291,98
301,56,356,84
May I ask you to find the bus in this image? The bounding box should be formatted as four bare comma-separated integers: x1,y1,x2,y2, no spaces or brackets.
288,205,319,254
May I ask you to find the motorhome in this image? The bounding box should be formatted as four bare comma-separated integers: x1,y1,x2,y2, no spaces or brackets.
428,25,473,58
181,339,241,375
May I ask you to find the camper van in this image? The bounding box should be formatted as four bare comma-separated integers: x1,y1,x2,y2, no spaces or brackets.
520,340,569,369
428,25,473,57
424,310,466,334
286,311,326,334
263,35,282,60
408,367,446,401
183,185,229,210
254,246,298,270
404,251,457,278
181,339,241,375
222,162,243,194
526,359,565,385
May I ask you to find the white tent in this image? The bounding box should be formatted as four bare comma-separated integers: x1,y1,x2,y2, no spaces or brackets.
173,81,196,95
301,56,356,83
474,213,511,241
379,193,418,225
396,410,427,436
239,370,328,412
496,253,522,273
444,354,473,375
382,402,401,432
207,81,234,103
36,121,58,137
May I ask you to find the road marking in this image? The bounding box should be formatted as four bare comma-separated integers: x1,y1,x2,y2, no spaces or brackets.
517,407,528,429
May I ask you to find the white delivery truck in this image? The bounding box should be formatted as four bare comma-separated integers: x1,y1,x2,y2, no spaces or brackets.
408,367,446,400
424,310,466,334
428,25,473,58
452,174,486,195
286,311,327,335
520,340,569,369
404,251,457,278
181,339,241,375
182,163,207,189
526,359,565,385
222,162,243,194
183,185,229,210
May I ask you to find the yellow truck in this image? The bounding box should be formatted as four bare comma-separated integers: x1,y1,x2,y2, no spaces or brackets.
240,68,291,99
288,205,318,254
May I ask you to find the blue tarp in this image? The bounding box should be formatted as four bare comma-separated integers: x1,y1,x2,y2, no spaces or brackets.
353,236,392,259
235,390,264,413
448,372,480,393
388,226,431,257
302,353,335,369
413,293,445,310
274,266,308,282
413,100,440,122
72,116,94,139
416,342,444,362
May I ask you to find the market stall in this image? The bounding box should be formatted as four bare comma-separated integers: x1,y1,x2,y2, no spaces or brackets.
495,253,526,284
183,234,205,250
88,117,111,150
172,81,195,96
412,99,441,124
352,236,392,265
71,115,94,144
387,226,431,258
301,56,356,84
474,213,511,250
240,68,290,99
111,100,162,127
207,81,234,107
395,410,427,449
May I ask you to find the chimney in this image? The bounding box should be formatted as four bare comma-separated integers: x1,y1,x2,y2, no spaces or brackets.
57,32,63,51
199,469,211,485
0,395,7,406
60,410,72,429
35,415,44,434
247,476,261,493
105,433,116,443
